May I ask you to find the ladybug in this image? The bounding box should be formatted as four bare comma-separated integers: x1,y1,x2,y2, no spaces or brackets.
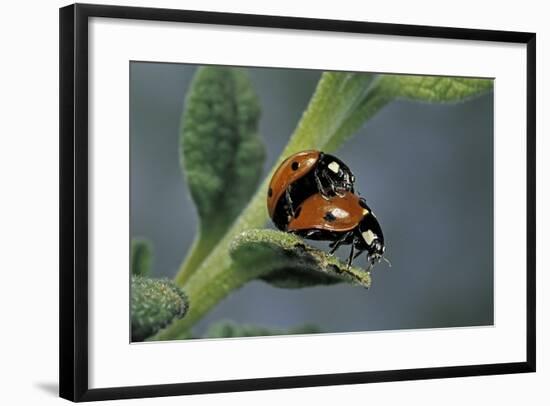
267,150,355,230
287,191,386,271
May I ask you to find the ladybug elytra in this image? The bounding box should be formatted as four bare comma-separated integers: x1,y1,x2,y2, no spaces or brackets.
267,150,355,230
287,192,385,270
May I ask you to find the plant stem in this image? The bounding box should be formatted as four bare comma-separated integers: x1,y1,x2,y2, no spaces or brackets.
175,225,228,286
174,237,202,286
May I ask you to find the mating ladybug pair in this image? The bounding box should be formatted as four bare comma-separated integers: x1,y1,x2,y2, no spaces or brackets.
267,150,387,272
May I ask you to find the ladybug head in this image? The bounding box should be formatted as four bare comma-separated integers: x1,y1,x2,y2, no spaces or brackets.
333,165,354,192
321,155,355,194
364,238,391,271
363,233,385,262
356,208,389,269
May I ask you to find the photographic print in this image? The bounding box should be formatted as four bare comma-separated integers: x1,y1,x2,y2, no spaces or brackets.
130,63,494,342
60,5,535,400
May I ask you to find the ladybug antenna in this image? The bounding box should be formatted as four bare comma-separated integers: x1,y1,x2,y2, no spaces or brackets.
381,256,392,268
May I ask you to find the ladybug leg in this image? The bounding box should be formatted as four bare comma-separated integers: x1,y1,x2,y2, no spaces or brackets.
318,168,345,198
329,231,353,254
347,243,356,268
328,232,350,255
328,178,338,195
285,188,296,217
313,170,330,200
324,172,345,198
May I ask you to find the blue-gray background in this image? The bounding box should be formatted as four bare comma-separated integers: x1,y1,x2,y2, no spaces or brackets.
130,62,493,336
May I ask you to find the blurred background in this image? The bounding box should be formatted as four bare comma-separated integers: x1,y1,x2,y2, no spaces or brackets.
130,62,493,336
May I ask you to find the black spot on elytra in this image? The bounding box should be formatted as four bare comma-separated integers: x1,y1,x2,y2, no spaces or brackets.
291,161,299,170
324,211,336,222
268,187,273,197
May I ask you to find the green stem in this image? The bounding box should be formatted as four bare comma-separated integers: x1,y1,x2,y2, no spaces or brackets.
155,175,275,340
174,237,202,286
175,225,227,286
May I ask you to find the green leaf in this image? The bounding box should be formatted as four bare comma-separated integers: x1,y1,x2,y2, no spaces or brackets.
177,67,265,284
131,276,189,341
204,320,322,338
131,238,153,277
230,229,372,289
375,74,494,103
323,73,493,151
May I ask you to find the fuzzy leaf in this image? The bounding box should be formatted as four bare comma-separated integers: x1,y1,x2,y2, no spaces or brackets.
323,73,493,151
229,229,371,289
178,67,265,282
131,238,153,277
375,74,494,103
131,276,189,341
204,320,322,338
181,66,264,233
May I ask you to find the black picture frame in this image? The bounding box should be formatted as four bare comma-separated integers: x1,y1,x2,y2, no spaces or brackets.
59,3,536,402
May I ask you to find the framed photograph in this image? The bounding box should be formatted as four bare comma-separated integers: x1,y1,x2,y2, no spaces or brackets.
59,3,536,402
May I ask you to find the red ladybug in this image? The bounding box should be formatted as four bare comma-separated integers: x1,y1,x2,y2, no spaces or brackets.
287,191,386,271
267,150,355,230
